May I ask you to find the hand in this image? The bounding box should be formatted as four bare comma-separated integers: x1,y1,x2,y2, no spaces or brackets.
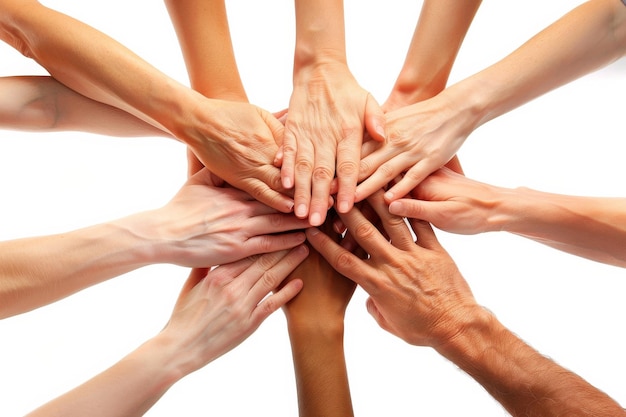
185,99,294,213
282,214,356,327
388,167,501,235
282,61,385,226
144,168,310,267
306,190,478,348
159,245,308,376
356,93,471,204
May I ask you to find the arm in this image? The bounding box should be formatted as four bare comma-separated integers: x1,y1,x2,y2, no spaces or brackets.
282,218,355,417
356,0,481,197
164,0,249,176
382,0,482,111
387,167,626,267
0,0,293,211
25,247,308,417
0,76,168,136
282,0,385,226
359,0,626,203
0,169,309,319
307,190,625,416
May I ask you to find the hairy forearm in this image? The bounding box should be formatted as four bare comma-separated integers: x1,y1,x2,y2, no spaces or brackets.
495,187,626,267
444,0,626,131
0,0,202,138
287,321,354,417
437,309,624,417
0,216,159,318
25,335,183,417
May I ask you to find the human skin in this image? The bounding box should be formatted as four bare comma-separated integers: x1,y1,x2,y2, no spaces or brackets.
355,0,482,198
306,190,625,416
0,168,310,319
24,247,308,417
164,0,250,177
388,167,626,268
281,218,356,417
0,76,168,136
357,0,626,204
279,0,386,226
0,0,293,212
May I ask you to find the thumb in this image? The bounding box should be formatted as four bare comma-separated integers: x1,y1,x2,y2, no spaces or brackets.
366,297,390,331
364,93,386,142
388,198,435,221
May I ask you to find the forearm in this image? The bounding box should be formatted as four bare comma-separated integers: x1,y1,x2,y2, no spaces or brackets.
0,76,169,136
287,320,354,417
444,0,626,131
0,1,202,138
436,309,624,416
389,0,481,104
0,215,160,318
165,0,247,101
293,0,346,68
25,335,183,417
494,187,626,267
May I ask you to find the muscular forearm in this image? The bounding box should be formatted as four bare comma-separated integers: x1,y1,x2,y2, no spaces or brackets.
25,335,182,417
287,321,354,417
495,187,626,267
436,309,624,416
443,0,626,132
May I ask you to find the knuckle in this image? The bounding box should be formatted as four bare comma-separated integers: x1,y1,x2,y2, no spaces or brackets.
312,165,334,182
295,159,313,176
354,221,377,241
337,160,358,178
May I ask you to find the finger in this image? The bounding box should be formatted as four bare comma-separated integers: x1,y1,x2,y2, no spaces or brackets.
309,145,336,225
247,244,309,302
335,130,360,214
355,157,405,202
246,213,310,235
384,161,433,203
251,278,303,325
363,93,386,142
445,155,464,175
406,217,441,250
240,177,295,214
366,190,415,250
388,198,438,222
274,145,284,168
281,129,297,190
242,232,307,257
305,227,377,293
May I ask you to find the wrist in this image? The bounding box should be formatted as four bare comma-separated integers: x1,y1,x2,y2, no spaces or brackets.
286,314,345,340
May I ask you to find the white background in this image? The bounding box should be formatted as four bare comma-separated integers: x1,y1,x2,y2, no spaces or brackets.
1,0,625,415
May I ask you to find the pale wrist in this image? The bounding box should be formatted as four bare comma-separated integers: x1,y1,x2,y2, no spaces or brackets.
110,212,174,266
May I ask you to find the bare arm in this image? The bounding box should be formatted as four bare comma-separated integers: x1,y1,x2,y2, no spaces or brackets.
282,219,355,417
25,249,308,417
357,0,481,199
0,0,294,211
164,0,249,176
0,169,309,319
0,76,168,136
359,0,626,203
282,0,385,225
307,190,625,416
388,167,626,267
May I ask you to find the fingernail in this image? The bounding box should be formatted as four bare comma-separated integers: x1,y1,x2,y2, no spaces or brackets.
295,204,307,218
338,200,349,213
307,227,320,237
388,201,402,214
310,212,322,226
283,177,292,189
384,191,394,201
375,124,386,139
